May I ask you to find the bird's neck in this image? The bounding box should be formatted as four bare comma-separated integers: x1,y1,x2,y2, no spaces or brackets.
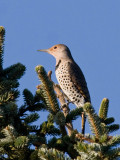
55,58,74,70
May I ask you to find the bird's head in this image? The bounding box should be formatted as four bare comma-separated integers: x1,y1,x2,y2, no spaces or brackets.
37,44,73,61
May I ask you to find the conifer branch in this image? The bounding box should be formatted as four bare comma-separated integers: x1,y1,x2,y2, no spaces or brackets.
107,124,120,133
0,26,120,159
36,66,67,136
107,135,120,148
3,63,26,80
104,117,114,125
35,65,59,114
24,113,39,124
40,121,61,136
99,98,109,120
38,145,71,160
0,125,15,145
0,80,19,91
76,133,94,143
65,108,83,123
0,90,19,104
84,103,103,139
48,70,73,136
14,136,29,148
19,89,46,116
104,147,120,159
23,89,34,106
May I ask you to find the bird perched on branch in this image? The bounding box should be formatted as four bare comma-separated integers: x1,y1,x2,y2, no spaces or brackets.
38,44,91,134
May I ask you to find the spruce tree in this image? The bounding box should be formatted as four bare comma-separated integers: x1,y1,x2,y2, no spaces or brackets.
0,26,120,160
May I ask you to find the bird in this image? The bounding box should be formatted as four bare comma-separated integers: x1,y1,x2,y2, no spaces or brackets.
38,44,91,134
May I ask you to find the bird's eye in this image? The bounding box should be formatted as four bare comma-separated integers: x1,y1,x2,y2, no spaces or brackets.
54,46,57,49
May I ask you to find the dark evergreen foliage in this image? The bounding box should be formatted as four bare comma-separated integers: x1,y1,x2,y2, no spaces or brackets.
0,26,120,160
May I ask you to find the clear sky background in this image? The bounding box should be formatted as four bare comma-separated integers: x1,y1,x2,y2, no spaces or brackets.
1,0,120,135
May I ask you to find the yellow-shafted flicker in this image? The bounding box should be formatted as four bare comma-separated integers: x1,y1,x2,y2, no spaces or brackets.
38,44,91,134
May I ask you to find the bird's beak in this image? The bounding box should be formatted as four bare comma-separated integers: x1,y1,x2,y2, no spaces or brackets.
37,49,49,53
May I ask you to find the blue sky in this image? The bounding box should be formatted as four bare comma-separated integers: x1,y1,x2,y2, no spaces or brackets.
1,0,120,135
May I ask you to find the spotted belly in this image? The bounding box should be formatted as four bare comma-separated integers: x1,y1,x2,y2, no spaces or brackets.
55,62,85,107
